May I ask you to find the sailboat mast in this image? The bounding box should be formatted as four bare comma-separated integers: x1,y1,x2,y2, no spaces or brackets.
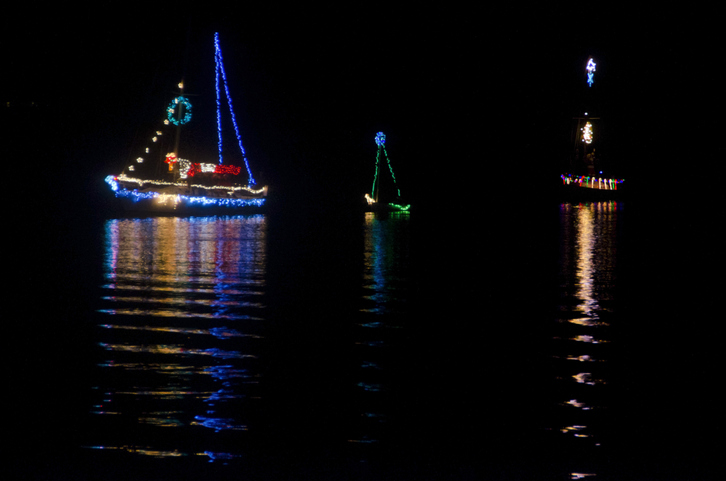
173,81,184,158
171,81,184,181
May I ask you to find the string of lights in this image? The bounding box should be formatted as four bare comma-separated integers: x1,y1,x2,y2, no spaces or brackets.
561,174,623,190
387,203,411,211
108,174,266,195
113,187,266,208
214,32,256,186
382,144,402,198
369,131,403,201
107,34,266,211
370,148,380,199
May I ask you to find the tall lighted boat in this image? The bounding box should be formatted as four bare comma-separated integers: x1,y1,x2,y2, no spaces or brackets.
364,132,411,213
105,33,268,214
559,58,625,201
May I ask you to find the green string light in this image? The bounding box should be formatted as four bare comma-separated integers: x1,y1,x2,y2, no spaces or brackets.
370,132,402,201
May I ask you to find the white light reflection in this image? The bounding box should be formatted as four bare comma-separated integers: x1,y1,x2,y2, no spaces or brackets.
553,201,620,474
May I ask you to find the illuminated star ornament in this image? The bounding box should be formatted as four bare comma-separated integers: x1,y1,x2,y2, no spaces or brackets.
586,58,596,87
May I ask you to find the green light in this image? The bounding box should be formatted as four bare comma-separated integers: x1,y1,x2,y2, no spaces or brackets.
387,203,411,211
370,132,403,201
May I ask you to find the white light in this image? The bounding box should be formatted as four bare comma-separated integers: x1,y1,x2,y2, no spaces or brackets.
582,122,593,144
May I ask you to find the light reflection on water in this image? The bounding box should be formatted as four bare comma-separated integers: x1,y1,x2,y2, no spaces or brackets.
89,215,266,462
349,212,410,447
82,205,627,476
554,201,622,478
360,211,410,316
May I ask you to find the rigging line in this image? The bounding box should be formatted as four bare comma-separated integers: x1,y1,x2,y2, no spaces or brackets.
371,147,381,200
382,145,402,198
214,33,256,186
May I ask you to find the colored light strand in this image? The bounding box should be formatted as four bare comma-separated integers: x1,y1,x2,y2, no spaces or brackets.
107,34,264,210
370,131,402,201
214,32,256,186
560,173,624,190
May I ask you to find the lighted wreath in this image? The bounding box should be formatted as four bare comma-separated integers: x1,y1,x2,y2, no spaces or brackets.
167,96,192,125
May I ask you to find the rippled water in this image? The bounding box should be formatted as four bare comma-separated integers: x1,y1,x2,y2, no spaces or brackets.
84,208,622,478
549,202,622,478
89,216,267,462
82,213,420,476
13,200,718,480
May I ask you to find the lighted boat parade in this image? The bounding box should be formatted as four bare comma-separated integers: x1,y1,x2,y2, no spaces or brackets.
105,33,267,214
364,132,411,213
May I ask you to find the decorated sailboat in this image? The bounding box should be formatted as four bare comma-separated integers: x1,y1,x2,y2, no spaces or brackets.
559,57,625,200
364,132,411,213
105,33,267,214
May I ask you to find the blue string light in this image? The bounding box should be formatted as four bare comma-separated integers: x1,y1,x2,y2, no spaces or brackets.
111,186,266,207
214,33,256,186
105,175,119,192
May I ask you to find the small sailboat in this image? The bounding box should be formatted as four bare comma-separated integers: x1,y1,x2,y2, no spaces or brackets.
559,58,625,201
105,33,268,214
364,132,411,213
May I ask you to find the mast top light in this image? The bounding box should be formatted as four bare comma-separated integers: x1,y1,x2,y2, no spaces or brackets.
586,58,596,87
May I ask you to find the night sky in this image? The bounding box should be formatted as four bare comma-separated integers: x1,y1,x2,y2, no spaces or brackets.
2,6,720,213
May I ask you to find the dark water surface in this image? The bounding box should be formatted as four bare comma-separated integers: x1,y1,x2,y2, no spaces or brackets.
8,199,720,480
